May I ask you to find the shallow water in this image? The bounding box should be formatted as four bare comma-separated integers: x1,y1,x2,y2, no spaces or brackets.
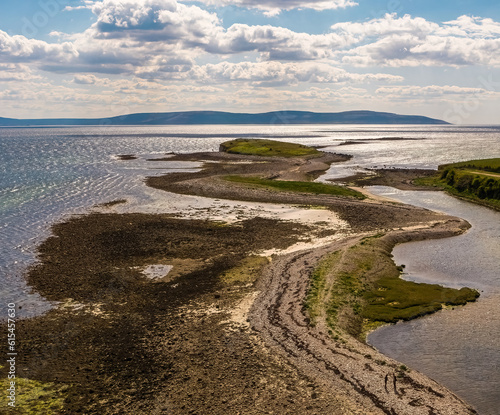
367,187,500,415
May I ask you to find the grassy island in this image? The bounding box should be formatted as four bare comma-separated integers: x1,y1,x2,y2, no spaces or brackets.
218,138,365,199
219,138,321,158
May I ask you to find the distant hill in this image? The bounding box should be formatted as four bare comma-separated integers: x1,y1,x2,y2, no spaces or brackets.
0,110,449,126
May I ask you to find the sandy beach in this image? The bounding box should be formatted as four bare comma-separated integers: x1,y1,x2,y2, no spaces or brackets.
2,145,479,414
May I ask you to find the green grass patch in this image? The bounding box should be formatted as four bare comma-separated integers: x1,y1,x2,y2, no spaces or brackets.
363,277,479,323
308,235,479,340
0,376,68,414
219,138,321,158
304,251,340,325
415,160,500,210
441,157,500,173
224,175,365,199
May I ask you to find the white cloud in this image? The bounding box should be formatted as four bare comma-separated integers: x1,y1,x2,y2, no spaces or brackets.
442,15,500,37
185,61,402,86
73,74,103,84
2,0,500,115
0,63,42,82
376,85,498,98
0,30,78,63
192,0,357,16
331,13,438,39
68,0,358,16
80,1,355,60
0,2,391,84
208,24,355,59
331,14,500,67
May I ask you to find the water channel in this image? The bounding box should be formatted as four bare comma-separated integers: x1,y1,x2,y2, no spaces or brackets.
367,187,500,415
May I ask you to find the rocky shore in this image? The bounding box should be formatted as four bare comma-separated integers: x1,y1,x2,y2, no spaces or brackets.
1,143,479,414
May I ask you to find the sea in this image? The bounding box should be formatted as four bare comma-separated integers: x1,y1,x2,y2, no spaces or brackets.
1,124,499,413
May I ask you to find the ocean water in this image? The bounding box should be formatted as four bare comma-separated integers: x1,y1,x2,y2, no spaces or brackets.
1,124,499,412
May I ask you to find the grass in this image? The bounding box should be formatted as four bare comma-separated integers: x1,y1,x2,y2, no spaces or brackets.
363,276,478,323
415,159,500,210
224,176,366,199
219,255,270,285
304,251,341,326
0,376,68,414
440,158,500,173
306,234,479,340
219,138,321,158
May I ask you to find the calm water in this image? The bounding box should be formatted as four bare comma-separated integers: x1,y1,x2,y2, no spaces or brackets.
367,188,500,415
1,124,499,412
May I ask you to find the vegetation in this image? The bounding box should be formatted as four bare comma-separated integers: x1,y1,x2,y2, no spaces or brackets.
306,235,479,340
304,251,341,325
219,138,321,158
224,176,366,199
219,255,269,285
416,158,500,210
440,158,500,173
0,375,68,414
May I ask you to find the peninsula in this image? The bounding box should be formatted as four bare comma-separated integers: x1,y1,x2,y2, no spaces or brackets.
2,139,478,414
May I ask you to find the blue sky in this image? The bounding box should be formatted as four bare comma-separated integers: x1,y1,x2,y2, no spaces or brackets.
1,0,500,123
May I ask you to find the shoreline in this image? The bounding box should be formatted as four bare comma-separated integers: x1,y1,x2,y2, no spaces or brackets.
1,146,479,414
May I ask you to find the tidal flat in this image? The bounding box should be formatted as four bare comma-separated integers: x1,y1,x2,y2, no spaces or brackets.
1,139,480,414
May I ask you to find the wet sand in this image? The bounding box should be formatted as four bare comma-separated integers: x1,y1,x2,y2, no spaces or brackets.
1,149,479,414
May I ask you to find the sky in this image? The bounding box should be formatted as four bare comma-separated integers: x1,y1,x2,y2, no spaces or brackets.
1,0,500,123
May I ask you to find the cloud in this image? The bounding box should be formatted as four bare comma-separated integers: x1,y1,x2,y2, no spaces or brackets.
72,0,358,17
192,0,357,16
73,74,103,84
331,13,500,67
2,2,500,94
88,0,222,44
80,1,355,60
0,63,42,82
442,15,500,37
186,61,402,86
0,30,78,63
0,2,365,82
376,85,498,98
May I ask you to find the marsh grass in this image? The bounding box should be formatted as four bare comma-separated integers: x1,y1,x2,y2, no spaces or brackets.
304,251,340,326
224,176,365,199
306,235,479,340
440,158,500,173
363,277,478,323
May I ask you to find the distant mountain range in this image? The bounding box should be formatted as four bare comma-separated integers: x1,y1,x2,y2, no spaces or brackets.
0,110,449,126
